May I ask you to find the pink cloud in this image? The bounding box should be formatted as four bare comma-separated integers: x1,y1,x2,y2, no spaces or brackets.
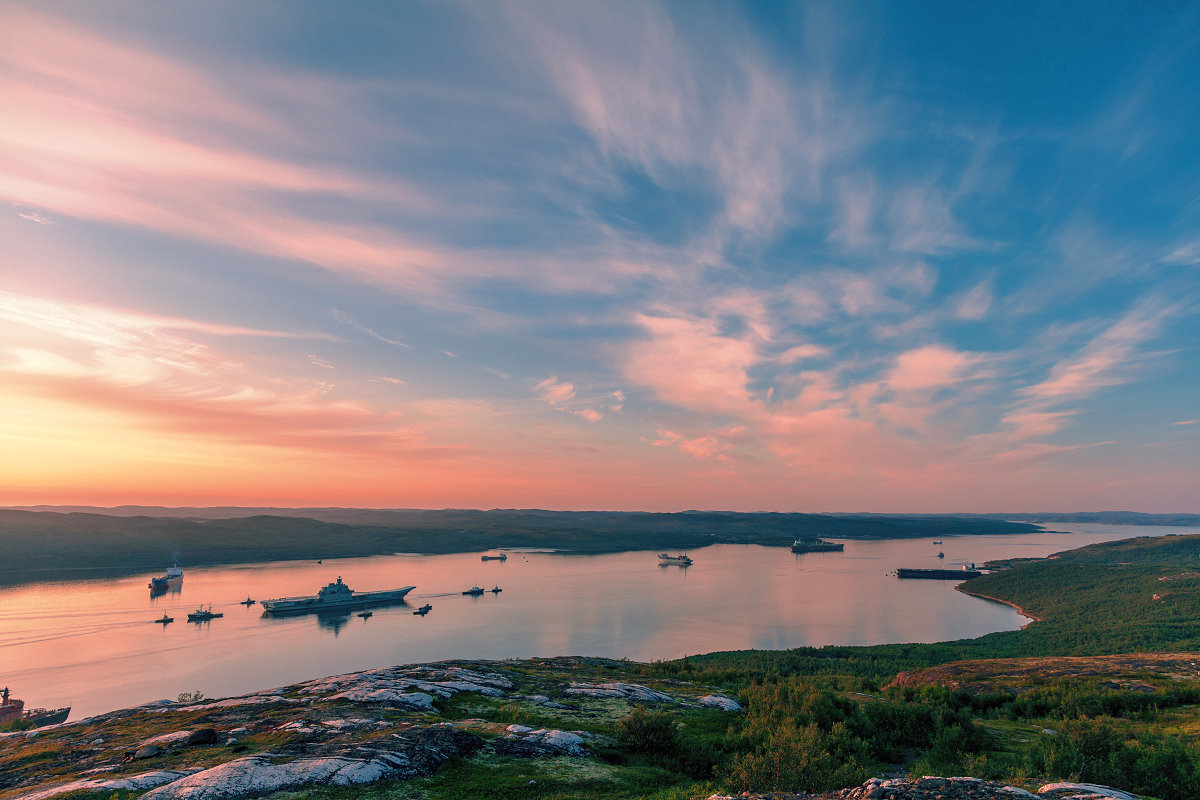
887,344,983,391
1001,410,1074,441
625,312,758,414
535,376,577,406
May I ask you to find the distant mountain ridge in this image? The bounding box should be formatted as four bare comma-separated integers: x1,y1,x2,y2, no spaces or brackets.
0,507,1037,587
9,506,1198,527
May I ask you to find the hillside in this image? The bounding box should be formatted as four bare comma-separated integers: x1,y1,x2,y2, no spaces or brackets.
0,508,1037,587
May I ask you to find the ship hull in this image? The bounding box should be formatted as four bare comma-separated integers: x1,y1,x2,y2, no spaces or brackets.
790,542,844,553
261,586,415,614
896,568,982,580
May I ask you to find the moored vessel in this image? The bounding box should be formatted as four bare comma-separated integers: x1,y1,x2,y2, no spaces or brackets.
260,577,415,614
0,688,69,728
896,565,983,580
790,538,844,553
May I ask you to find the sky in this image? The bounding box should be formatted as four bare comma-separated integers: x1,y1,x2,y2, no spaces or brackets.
2,1,1198,512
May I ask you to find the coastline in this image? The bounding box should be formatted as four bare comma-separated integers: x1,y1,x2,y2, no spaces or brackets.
956,584,1042,626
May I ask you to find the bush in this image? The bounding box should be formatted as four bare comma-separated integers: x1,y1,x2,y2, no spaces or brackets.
615,707,680,755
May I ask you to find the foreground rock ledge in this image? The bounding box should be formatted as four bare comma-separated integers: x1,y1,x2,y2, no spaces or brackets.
710,776,1145,800
2,659,1144,800
1,657,739,800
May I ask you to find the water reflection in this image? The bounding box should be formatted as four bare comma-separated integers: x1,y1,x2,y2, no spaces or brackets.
0,523,1188,719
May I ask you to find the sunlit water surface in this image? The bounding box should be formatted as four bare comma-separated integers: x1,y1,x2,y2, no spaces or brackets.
1,523,1187,719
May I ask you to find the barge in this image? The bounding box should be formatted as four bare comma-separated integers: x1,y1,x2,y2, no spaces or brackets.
896,566,983,580
790,538,844,553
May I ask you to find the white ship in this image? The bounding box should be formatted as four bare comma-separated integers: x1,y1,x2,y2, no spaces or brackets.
260,577,415,614
658,553,693,565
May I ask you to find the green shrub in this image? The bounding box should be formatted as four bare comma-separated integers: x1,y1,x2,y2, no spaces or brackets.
615,708,680,755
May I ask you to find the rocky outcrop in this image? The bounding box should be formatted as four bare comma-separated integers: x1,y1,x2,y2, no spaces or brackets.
299,664,513,700
563,682,673,702
1037,782,1142,800
140,726,481,800
496,724,589,757
698,694,743,711
16,769,198,800
709,777,1145,800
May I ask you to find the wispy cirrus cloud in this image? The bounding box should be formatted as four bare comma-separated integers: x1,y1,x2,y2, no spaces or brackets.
1019,297,1180,406
515,1,858,243
331,309,409,349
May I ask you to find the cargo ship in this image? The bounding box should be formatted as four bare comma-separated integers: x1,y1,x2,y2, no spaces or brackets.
149,562,184,590
260,577,414,614
658,553,693,565
896,565,983,580
790,538,844,553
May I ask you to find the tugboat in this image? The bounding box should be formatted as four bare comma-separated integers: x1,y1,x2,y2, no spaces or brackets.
260,577,415,615
0,688,69,728
154,614,174,624
413,604,432,615
658,553,693,566
490,586,502,593
187,604,223,622
239,597,255,605
463,586,485,596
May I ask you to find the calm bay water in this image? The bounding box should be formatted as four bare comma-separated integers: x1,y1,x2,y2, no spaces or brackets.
0,523,1187,720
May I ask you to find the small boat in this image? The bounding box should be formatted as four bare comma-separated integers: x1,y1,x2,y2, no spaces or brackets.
463,586,485,596
239,597,255,605
357,611,373,619
154,615,174,624
187,605,223,622
481,553,508,561
413,603,432,615
658,553,694,565
490,586,502,593
937,552,945,558
932,540,943,545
